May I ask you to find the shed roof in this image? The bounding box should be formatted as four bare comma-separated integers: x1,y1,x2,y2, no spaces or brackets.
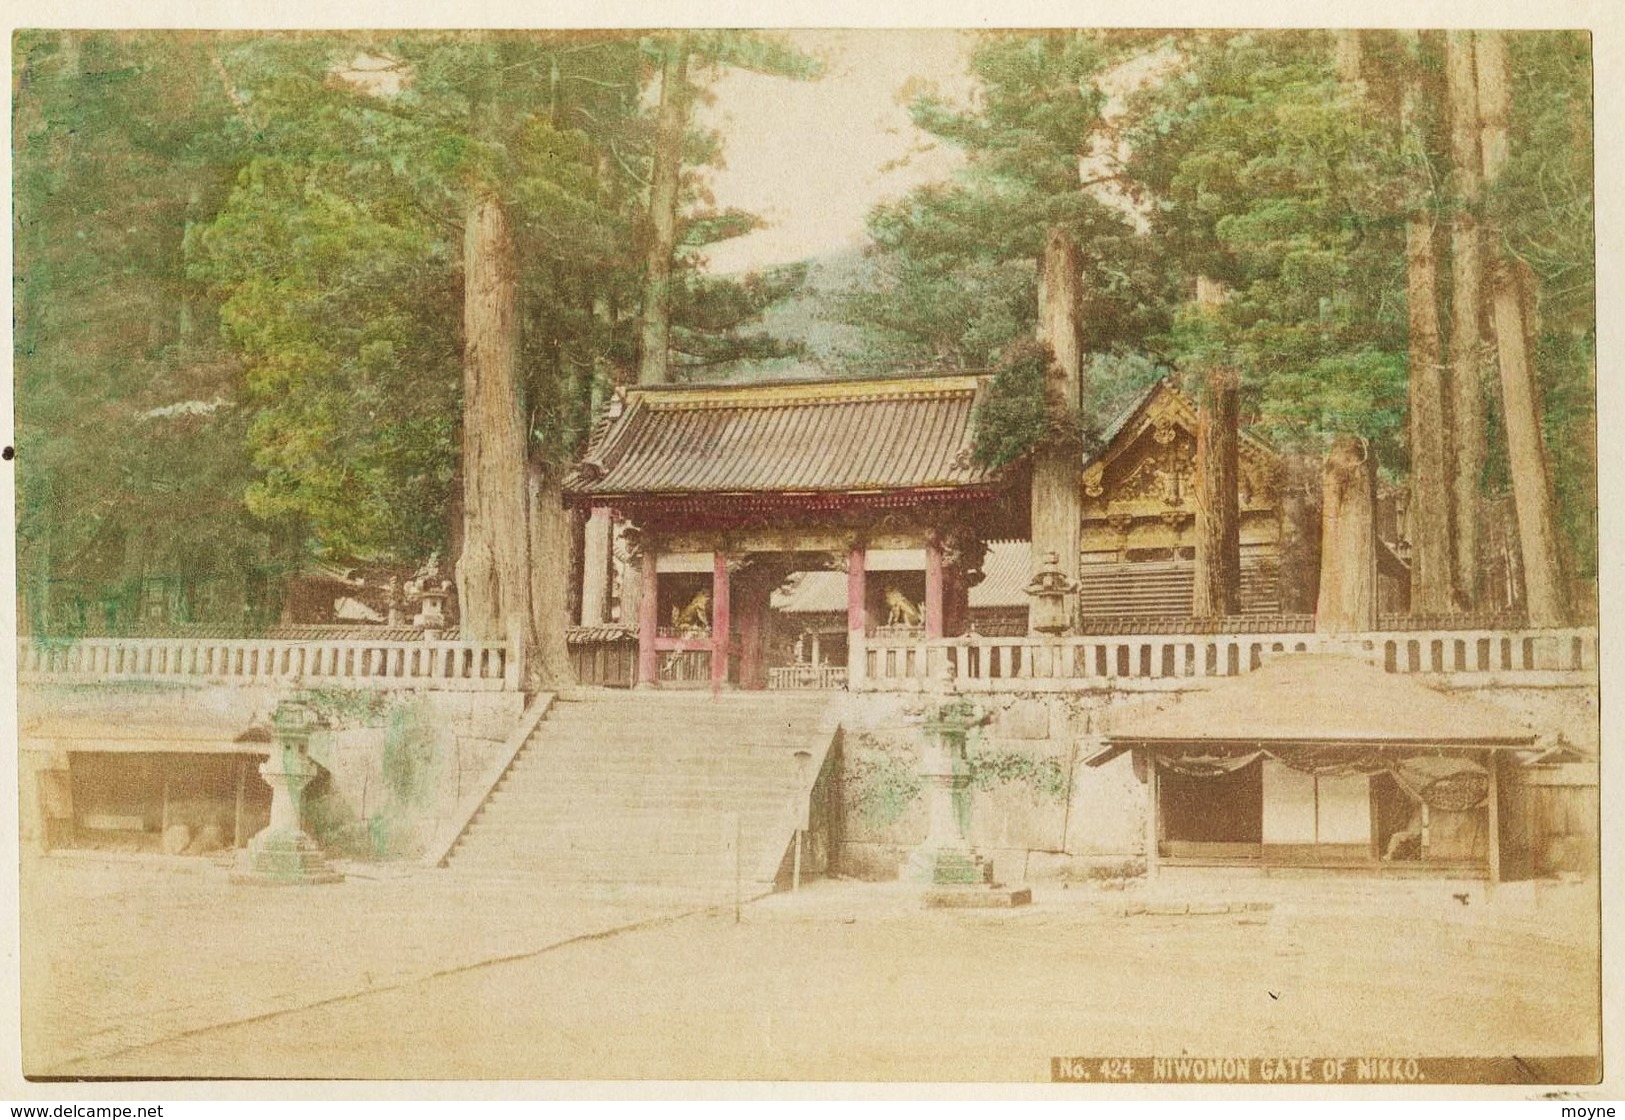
569,374,998,499
1104,654,1535,748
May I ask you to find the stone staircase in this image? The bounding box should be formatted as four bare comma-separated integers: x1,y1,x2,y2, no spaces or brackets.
444,690,838,894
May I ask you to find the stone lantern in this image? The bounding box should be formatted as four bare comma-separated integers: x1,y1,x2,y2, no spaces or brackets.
232,700,342,885
406,554,452,637
1025,549,1076,636
900,661,1030,906
901,693,990,887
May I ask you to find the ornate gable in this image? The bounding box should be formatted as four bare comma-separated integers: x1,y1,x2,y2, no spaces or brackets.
1080,380,1279,525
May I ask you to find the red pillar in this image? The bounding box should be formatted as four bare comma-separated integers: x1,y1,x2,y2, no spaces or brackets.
847,545,867,686
711,552,732,688
638,549,659,687
924,540,945,639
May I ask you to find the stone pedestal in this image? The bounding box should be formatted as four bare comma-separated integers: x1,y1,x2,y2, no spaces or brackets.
232,703,342,886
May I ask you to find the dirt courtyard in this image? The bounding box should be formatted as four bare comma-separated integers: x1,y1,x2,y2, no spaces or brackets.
19,855,1601,1083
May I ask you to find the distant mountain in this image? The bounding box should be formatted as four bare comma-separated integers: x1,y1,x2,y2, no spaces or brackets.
696,247,885,382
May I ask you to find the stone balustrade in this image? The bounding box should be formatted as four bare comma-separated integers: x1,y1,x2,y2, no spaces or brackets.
18,635,517,691
767,664,849,691
855,625,1598,692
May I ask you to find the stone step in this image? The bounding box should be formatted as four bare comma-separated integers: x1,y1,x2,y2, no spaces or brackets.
528,734,818,751
496,770,795,786
504,754,799,772
448,848,779,875
464,803,786,829
492,776,797,797
457,817,783,839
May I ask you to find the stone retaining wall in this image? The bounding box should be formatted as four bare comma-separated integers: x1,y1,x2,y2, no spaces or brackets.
18,681,525,861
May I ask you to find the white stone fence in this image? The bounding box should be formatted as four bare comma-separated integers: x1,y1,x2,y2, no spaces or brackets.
767,664,849,691
855,626,1599,692
18,636,517,692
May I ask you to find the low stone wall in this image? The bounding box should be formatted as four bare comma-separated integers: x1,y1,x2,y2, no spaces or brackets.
825,690,1151,884
17,681,525,862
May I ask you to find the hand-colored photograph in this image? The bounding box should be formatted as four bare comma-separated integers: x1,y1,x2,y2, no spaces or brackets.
11,25,1604,1090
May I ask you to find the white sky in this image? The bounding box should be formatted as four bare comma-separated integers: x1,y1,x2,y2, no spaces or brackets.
695,29,977,275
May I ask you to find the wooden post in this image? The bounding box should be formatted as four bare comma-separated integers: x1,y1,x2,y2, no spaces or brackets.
924,540,945,639
711,552,732,689
638,549,659,687
1145,753,1161,879
234,759,246,848
1486,750,1501,887
847,546,867,687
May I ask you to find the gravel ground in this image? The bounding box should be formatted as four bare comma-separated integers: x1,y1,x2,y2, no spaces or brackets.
21,857,1600,1083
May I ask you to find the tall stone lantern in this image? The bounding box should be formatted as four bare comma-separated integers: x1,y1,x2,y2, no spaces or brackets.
1025,549,1076,636
901,691,992,886
900,662,1031,906
232,700,343,885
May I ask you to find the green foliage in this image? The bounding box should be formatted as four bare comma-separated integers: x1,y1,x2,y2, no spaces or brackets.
971,340,1079,469
1497,32,1596,584
832,32,1169,379
844,743,922,827
13,29,816,618
965,747,1071,802
380,699,439,807
294,686,393,728
1124,30,1413,463
14,32,294,635
195,155,460,559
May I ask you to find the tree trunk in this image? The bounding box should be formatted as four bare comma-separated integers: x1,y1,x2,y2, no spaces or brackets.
1028,226,1084,631
1192,365,1241,620
1403,67,1454,617
1276,453,1323,617
1445,30,1487,610
457,191,534,682
1037,226,1084,412
1315,436,1379,633
1475,30,1568,627
638,37,689,386
527,460,575,689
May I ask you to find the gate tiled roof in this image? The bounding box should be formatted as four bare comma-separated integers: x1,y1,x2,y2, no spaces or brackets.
569,374,998,498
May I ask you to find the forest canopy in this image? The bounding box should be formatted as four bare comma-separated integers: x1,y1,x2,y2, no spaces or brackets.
13,28,1596,640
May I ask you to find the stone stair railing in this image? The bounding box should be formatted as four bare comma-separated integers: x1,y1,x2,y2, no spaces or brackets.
421,692,555,869
752,706,844,888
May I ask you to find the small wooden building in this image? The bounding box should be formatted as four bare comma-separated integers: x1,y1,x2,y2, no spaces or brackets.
1094,654,1537,879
